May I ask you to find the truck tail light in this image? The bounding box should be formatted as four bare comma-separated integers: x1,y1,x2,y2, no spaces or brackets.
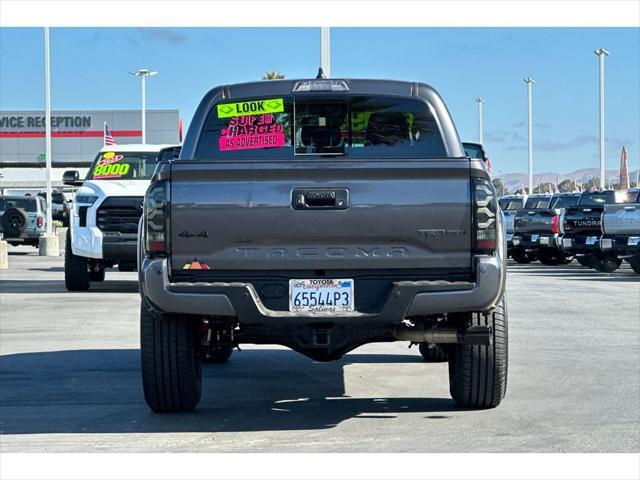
552,215,559,234
145,180,170,255
37,216,43,228
472,177,497,253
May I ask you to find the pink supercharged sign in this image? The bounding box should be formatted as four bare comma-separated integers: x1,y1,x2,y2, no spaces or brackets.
218,113,286,151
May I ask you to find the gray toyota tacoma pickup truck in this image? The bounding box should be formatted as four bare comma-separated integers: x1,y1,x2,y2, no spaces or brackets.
138,78,508,413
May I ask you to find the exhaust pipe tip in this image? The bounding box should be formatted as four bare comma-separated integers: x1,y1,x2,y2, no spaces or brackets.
394,321,492,346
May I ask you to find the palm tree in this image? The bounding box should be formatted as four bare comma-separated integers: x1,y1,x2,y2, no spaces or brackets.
262,70,285,80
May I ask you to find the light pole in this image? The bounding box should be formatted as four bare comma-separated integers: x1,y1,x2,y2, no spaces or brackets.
524,77,535,194
129,68,157,144
594,48,609,190
44,27,53,235
320,27,331,77
476,97,484,144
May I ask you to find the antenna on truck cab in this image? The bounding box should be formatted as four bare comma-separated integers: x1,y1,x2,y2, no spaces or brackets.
316,67,326,79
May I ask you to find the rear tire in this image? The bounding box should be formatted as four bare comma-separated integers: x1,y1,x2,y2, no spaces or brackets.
140,298,202,413
511,249,536,264
592,254,622,273
418,342,449,362
64,230,90,291
448,297,508,409
627,256,640,274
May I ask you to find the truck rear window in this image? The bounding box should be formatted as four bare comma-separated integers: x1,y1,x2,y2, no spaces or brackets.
524,197,552,209
463,143,484,159
615,190,640,204
579,192,615,206
194,95,447,160
550,195,580,208
499,198,523,210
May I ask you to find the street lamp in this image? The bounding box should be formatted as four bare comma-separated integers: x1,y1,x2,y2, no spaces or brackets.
476,97,484,144
320,27,331,78
129,68,158,144
594,48,609,190
524,77,535,195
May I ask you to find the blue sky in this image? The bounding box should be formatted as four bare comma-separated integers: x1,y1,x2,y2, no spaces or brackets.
1,27,638,175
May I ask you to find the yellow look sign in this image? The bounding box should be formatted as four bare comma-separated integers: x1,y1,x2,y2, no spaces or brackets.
217,98,284,118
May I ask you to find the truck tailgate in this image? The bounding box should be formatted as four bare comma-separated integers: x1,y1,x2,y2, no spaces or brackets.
602,203,640,235
563,206,604,235
514,209,556,234
169,160,472,272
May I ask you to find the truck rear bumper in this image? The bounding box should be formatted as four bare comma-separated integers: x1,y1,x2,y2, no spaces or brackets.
512,233,560,250
560,234,602,253
600,235,640,256
141,255,505,324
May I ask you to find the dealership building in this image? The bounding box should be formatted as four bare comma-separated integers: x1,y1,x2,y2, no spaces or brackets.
0,109,181,193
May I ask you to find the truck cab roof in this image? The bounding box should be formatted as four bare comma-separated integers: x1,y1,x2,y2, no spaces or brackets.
213,78,435,99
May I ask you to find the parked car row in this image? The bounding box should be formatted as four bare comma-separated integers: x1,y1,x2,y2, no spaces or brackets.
503,188,640,273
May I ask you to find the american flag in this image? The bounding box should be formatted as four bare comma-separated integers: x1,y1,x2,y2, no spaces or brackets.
104,122,117,146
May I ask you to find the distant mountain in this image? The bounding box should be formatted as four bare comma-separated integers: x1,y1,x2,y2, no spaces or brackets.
498,168,639,192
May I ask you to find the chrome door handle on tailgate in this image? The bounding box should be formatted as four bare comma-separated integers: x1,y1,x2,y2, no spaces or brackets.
292,188,349,210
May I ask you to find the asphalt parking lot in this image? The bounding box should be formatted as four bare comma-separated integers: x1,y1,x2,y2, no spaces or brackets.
1,244,638,453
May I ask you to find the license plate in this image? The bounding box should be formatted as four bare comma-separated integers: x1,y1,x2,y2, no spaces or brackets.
513,238,520,246
540,236,550,246
562,238,572,248
586,236,598,245
531,234,539,243
289,279,354,313
628,237,640,246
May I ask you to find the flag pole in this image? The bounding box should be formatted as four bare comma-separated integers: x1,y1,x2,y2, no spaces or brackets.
104,121,107,147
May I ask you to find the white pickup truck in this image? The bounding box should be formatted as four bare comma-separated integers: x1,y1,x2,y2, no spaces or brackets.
62,144,180,290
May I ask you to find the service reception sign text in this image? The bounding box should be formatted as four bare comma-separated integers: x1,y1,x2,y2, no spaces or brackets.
0,110,180,167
